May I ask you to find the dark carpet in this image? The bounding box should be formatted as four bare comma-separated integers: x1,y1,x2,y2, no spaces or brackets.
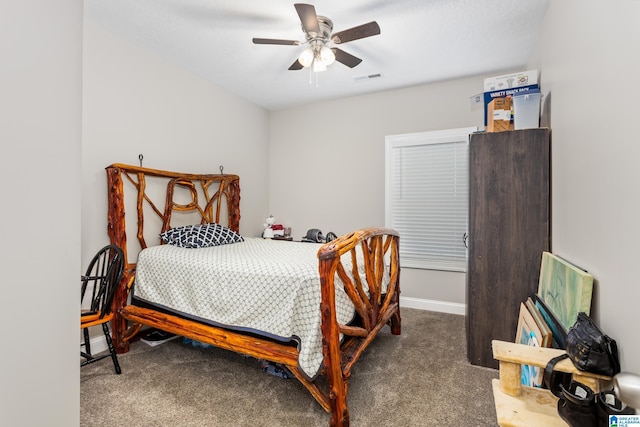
81,308,499,426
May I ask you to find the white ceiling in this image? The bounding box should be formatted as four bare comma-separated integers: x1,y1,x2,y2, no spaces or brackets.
84,0,550,111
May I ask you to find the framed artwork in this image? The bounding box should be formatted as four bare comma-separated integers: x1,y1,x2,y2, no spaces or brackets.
537,251,594,333
516,302,544,387
525,297,551,348
532,293,566,349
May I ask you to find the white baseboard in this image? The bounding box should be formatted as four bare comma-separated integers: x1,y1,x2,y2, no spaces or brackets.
83,298,465,353
82,334,109,356
399,296,466,316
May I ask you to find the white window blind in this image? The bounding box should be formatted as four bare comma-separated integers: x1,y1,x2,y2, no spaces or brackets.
385,127,476,272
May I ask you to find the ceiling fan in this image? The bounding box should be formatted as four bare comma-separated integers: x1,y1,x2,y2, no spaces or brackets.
252,3,380,72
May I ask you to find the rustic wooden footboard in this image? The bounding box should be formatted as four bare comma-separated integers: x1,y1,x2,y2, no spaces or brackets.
105,163,401,427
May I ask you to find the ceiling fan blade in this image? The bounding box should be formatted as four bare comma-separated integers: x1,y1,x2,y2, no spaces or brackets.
332,21,380,44
252,38,300,46
332,48,362,68
294,3,320,36
288,59,304,71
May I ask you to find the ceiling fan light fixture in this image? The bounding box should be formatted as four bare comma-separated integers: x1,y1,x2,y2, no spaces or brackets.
312,59,327,72
298,48,314,67
320,46,335,66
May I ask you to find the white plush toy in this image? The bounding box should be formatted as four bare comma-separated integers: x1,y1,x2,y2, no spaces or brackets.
262,215,275,238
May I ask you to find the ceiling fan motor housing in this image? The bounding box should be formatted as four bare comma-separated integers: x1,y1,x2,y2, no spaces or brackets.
305,16,333,42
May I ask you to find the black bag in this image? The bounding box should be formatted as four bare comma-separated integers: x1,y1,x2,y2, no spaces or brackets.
565,312,620,377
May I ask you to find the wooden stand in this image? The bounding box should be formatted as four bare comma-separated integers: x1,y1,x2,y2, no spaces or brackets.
491,340,612,427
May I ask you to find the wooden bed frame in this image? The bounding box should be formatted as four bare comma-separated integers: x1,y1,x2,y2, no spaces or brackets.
105,163,401,427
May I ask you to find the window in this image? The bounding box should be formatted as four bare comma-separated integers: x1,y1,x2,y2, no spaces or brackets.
385,127,476,272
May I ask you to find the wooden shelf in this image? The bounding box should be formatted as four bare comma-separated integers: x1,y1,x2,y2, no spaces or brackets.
492,379,565,427
491,340,612,427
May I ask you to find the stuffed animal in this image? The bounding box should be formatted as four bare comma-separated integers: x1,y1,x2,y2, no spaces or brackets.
262,215,275,238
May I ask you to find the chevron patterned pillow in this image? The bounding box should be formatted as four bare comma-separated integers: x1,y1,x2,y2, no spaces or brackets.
160,223,244,248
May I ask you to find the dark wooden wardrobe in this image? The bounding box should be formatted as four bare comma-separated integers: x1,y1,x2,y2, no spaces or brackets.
466,128,550,368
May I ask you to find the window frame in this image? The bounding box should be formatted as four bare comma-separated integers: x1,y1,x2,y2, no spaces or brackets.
384,127,477,272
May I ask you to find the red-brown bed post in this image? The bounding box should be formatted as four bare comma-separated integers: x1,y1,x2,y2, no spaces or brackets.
105,165,130,353
319,256,350,427
390,236,402,336
317,228,401,426
227,178,241,233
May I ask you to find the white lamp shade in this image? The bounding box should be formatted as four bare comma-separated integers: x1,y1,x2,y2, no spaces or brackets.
320,46,335,65
298,48,314,67
313,60,327,72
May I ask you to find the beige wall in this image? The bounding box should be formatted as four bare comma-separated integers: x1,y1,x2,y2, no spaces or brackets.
270,0,640,373
1,1,82,426
80,19,489,311
82,17,529,312
82,20,271,265
270,0,640,374
5,1,638,424
270,76,486,309
533,0,640,374
80,0,640,377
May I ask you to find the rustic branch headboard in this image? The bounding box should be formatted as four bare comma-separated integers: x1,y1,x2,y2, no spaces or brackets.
106,163,240,272
105,163,240,347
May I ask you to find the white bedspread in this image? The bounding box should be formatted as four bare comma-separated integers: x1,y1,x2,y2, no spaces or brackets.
134,238,357,378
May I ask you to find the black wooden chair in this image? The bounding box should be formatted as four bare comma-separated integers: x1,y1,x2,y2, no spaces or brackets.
80,244,124,374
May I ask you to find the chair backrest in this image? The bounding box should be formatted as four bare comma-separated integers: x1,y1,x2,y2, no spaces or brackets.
81,245,124,318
